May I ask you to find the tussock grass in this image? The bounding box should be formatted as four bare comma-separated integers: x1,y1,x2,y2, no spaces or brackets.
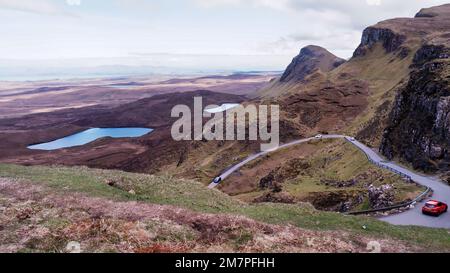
1,163,450,251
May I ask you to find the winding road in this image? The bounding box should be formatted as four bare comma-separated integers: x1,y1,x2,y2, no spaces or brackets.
208,135,450,228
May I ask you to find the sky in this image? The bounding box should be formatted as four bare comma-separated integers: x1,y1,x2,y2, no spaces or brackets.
0,0,449,78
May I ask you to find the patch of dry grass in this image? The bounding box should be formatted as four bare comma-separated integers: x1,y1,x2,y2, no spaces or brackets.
0,165,449,252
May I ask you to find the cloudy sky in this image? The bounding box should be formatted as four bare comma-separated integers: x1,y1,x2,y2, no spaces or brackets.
0,0,449,76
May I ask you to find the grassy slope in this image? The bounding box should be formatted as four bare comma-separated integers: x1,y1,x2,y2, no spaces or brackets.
232,139,422,209
178,46,417,184
254,44,417,147
0,163,449,251
292,140,423,204
341,44,418,146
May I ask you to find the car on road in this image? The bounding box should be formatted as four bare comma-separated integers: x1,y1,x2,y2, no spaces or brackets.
422,200,448,216
212,177,222,184
348,137,356,141
315,134,323,139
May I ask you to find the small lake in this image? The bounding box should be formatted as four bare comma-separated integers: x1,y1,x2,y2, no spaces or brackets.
28,128,153,151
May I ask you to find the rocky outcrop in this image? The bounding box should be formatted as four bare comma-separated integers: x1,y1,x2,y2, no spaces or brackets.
368,184,395,209
413,44,449,65
307,191,364,213
280,45,345,83
380,44,450,171
321,179,357,188
259,171,276,189
353,27,406,57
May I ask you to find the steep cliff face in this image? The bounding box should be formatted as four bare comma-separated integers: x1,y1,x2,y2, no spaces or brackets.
343,4,450,172
380,45,450,171
353,27,406,57
280,45,345,83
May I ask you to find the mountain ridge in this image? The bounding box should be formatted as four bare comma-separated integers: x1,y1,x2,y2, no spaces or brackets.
254,4,450,174
280,45,345,83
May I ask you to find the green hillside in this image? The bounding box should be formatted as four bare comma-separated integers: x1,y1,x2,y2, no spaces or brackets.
1,164,449,252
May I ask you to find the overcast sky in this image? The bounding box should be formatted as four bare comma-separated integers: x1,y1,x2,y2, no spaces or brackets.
0,0,449,74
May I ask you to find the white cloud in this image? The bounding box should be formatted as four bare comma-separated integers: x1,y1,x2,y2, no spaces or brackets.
194,0,291,11
1,0,449,73
0,0,61,15
114,0,160,11
194,0,450,29
66,0,81,6
221,0,450,58
366,0,382,6
194,0,242,7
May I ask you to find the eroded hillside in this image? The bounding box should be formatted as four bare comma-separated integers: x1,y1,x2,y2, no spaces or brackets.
218,139,423,213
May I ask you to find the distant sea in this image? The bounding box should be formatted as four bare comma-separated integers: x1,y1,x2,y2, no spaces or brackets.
0,66,234,82
0,70,281,82
0,72,157,82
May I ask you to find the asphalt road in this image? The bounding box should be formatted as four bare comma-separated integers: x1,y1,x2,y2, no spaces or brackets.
208,135,450,228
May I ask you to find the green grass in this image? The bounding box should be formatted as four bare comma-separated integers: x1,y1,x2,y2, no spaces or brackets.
233,139,424,206
1,163,449,251
284,178,329,198
0,164,240,214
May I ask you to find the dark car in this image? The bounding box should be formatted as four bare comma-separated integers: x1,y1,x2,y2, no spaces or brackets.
422,200,448,216
212,177,222,184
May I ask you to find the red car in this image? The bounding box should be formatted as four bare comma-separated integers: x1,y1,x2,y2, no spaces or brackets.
422,200,448,216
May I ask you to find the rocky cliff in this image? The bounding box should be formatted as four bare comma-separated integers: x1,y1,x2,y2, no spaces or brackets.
369,5,450,172
380,44,450,171
353,27,406,57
